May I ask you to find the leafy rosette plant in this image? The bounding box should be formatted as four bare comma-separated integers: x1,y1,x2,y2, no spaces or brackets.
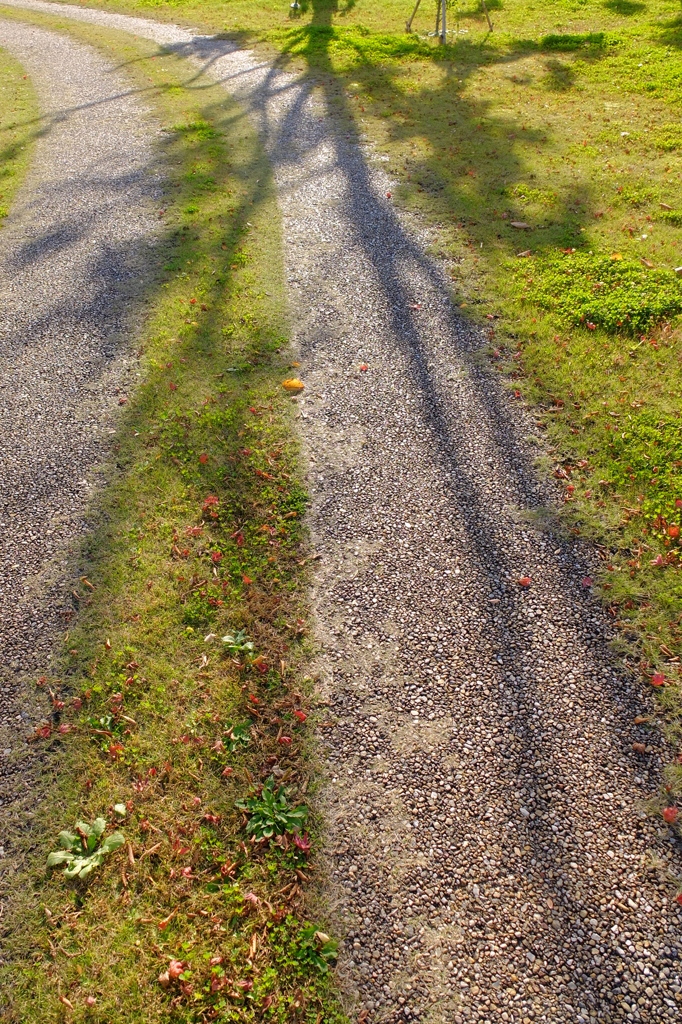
47,817,125,879
236,777,308,842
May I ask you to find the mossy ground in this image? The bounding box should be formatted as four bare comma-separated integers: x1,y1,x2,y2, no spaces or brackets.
0,10,348,1023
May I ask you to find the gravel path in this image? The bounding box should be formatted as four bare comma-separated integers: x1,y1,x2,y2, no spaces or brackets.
4,4,682,1023
0,16,161,868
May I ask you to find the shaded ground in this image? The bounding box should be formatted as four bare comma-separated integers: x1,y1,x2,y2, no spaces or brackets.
0,14,161,877
2,3,682,1023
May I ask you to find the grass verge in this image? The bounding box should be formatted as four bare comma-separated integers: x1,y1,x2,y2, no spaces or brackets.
0,41,38,222
0,11,347,1023
45,0,682,792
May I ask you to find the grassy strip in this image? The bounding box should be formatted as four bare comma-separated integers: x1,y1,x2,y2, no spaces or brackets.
0,42,38,222
58,0,682,790
0,12,347,1023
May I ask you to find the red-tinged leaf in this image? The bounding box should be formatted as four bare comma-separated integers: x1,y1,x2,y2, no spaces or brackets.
676,499,682,509
242,574,253,585
294,832,311,852
203,813,221,825
118,396,127,405
663,806,679,824
105,639,112,651
632,742,646,754
222,766,233,777
359,363,369,372
650,554,665,566
249,406,259,415
85,996,96,1007
58,724,73,734
199,453,209,464
211,551,223,563
169,382,177,391
581,577,593,588
587,322,596,330
109,742,124,759
243,892,260,905
677,893,682,906
651,673,666,687
52,699,65,711
29,724,52,742
278,735,292,745
517,576,532,587
669,525,680,539
72,697,82,710
189,298,197,305
180,865,193,878
386,191,392,198
168,960,187,980
248,695,260,705
293,710,307,723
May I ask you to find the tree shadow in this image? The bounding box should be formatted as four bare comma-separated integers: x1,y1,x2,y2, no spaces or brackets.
186,0,680,1015
604,0,647,14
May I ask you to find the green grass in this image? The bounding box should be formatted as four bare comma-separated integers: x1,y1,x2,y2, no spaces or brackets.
0,43,38,222
0,11,347,1023
46,0,682,778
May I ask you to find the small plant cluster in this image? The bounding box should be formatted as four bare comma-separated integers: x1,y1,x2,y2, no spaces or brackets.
237,776,308,841
47,818,124,880
520,250,682,335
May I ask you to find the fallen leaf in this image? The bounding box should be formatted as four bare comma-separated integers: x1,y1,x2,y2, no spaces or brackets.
282,378,304,393
662,806,678,824
581,577,593,588
517,576,532,587
199,453,209,464
59,995,74,1011
651,672,666,687
640,258,654,269
517,249,532,258
510,221,530,229
632,742,646,754
660,203,673,211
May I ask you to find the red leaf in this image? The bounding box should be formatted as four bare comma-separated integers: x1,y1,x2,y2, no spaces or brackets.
517,576,532,587
581,577,593,588
293,710,307,723
663,806,678,824
211,551,223,563
199,454,209,464
651,672,666,687
386,191,392,198
169,382,177,391
278,735,292,745
294,832,311,852
242,574,253,585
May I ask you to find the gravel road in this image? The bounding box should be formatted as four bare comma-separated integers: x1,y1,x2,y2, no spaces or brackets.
0,16,161,874
3,4,682,1023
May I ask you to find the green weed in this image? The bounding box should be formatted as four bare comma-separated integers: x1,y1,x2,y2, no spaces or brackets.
46,818,125,880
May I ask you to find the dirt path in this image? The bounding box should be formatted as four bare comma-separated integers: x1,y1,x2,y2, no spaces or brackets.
3,4,682,1023
0,16,161,874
